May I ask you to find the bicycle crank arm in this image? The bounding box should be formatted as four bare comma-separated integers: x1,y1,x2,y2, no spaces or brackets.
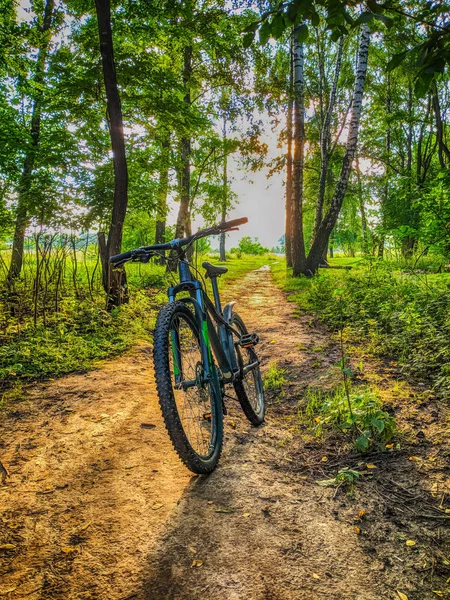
242,360,260,376
175,378,207,391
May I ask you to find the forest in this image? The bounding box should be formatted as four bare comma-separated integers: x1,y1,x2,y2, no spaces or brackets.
0,0,450,599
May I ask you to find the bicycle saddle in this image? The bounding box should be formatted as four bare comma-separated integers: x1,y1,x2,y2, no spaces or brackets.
202,261,228,278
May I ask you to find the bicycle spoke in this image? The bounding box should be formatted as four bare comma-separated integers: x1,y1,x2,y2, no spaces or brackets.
169,315,213,457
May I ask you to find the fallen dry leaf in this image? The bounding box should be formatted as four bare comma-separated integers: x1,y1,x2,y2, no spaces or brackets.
358,510,365,518
312,573,320,580
408,456,420,461
151,503,164,511
405,540,416,547
189,547,197,553
321,456,328,463
0,544,15,551
354,526,361,535
432,592,443,597
191,560,203,568
397,592,409,600
61,546,76,554
215,508,233,513
385,443,394,449
366,463,377,469
242,513,251,518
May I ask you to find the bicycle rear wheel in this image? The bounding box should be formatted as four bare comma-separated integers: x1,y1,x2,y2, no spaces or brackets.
153,301,223,474
231,313,265,426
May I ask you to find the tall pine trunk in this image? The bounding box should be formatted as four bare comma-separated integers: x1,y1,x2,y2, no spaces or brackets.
304,24,370,274
8,0,54,281
95,0,129,307
291,31,306,276
285,35,293,267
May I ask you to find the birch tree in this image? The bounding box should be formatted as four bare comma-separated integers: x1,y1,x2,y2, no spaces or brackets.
291,29,307,276
304,24,371,273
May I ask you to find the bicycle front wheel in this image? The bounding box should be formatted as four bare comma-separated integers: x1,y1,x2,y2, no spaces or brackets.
153,301,223,474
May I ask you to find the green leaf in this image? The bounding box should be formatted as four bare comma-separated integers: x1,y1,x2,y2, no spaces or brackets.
271,14,286,40
373,13,393,28
294,23,309,43
366,0,383,14
310,11,320,27
242,32,255,49
355,434,370,452
243,21,260,34
387,50,409,72
354,12,373,26
259,20,271,45
371,417,385,433
414,72,434,98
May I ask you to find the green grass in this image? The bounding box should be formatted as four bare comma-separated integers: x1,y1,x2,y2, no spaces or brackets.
263,360,287,395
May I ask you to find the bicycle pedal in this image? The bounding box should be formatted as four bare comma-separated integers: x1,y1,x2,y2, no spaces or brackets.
237,333,259,348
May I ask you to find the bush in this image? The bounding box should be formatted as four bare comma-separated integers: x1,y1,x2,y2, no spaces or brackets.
301,384,396,452
231,236,269,256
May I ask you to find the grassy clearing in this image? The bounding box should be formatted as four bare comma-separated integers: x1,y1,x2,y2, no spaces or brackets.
0,252,271,390
272,258,450,398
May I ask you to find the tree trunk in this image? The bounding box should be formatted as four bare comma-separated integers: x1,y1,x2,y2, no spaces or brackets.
219,116,228,262
356,155,368,253
378,72,391,259
304,24,370,274
432,83,450,168
8,0,54,281
291,31,306,277
95,0,129,307
285,35,293,267
155,136,170,264
312,35,344,244
169,45,192,270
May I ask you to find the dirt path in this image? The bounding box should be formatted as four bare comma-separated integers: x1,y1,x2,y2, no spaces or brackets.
0,268,448,599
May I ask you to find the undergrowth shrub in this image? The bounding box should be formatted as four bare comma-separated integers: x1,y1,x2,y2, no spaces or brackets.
300,384,396,452
277,261,450,397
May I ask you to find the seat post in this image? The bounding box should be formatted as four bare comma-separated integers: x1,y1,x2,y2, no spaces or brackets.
210,276,222,313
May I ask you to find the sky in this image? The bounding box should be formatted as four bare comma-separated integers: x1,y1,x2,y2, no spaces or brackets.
167,155,285,251
167,111,286,251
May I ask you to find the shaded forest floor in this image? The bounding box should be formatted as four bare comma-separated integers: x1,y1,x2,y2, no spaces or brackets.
0,266,449,599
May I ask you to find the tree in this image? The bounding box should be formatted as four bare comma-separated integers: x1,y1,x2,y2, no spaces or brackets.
304,24,371,273
95,0,129,306
8,0,55,280
290,29,307,276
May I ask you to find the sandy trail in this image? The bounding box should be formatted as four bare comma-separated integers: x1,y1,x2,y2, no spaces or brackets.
0,267,440,599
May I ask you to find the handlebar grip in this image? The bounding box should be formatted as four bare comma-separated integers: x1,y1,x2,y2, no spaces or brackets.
109,250,134,265
218,217,248,231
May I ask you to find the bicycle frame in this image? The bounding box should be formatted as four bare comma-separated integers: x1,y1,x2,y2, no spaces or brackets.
167,257,239,387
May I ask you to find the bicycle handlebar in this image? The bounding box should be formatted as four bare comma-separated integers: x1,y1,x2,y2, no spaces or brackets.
110,217,248,265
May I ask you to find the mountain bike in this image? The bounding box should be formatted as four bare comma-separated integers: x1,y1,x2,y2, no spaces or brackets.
110,217,265,474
